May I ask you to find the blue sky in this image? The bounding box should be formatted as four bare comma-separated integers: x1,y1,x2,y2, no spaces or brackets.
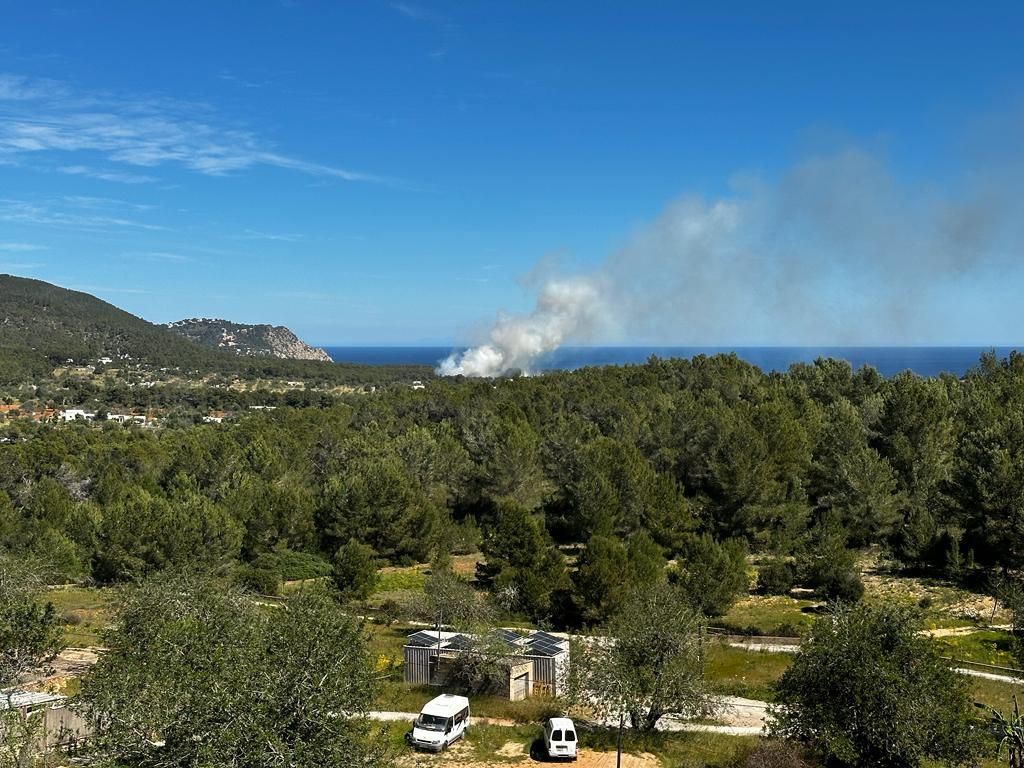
1,2,1023,345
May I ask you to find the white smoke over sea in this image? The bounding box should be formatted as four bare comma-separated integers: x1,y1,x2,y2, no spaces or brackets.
437,276,606,376
439,141,1024,377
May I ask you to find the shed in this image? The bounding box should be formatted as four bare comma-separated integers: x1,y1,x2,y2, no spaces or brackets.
402,628,570,699
0,690,89,752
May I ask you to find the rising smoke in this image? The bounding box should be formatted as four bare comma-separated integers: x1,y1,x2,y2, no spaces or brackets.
439,144,1024,377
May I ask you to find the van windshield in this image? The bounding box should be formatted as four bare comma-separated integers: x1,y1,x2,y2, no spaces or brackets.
416,714,449,732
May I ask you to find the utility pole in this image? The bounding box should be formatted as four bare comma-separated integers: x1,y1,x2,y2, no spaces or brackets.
616,711,624,768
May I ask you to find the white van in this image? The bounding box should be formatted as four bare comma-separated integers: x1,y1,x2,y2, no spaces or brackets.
543,717,578,761
408,694,471,752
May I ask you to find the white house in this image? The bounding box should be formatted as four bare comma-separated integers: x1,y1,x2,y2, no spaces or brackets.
58,409,94,422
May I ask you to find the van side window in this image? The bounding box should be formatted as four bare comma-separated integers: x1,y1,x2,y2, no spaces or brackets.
552,730,562,740
565,730,576,741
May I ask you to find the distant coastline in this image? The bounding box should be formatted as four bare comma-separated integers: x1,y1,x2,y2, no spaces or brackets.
322,346,1022,378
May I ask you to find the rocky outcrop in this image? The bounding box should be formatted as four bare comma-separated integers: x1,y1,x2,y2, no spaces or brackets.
166,318,331,362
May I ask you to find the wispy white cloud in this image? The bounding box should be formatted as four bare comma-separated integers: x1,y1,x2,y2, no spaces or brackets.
240,228,303,242
61,194,155,211
58,164,157,184
0,242,47,252
391,2,429,20
69,284,154,295
0,198,166,231
0,73,70,101
0,72,393,184
121,250,195,264
218,70,265,89
147,251,193,262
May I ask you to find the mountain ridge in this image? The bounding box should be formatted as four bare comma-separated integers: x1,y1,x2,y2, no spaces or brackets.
166,318,331,362
0,275,360,383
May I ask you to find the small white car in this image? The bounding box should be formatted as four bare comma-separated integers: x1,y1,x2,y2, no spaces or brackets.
542,717,578,761
408,694,471,752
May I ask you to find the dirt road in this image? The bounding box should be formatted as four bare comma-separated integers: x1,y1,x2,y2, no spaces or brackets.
397,737,660,768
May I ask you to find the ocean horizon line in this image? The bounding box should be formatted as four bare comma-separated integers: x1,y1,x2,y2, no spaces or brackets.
321,345,1023,379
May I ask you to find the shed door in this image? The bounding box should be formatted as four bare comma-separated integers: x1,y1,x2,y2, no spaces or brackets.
512,672,529,699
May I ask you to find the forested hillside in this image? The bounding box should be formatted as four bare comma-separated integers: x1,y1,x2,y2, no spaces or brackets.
4,351,1024,628
0,274,228,377
0,275,430,386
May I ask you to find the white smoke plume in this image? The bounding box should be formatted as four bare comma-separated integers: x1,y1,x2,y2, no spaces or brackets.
440,140,1024,377
437,276,606,377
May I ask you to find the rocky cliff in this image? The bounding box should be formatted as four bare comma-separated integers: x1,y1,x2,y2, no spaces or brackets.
166,318,331,362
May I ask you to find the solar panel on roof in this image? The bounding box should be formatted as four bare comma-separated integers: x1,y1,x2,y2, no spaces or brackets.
530,631,562,645
407,630,441,647
446,634,475,650
524,644,558,657
492,628,523,648
525,638,565,657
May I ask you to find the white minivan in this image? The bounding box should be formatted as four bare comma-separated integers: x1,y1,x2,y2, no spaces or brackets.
408,694,471,752
543,717,578,761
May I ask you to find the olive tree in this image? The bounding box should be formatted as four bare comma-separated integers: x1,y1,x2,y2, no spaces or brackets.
577,583,716,731
80,573,389,768
0,556,63,768
771,602,983,768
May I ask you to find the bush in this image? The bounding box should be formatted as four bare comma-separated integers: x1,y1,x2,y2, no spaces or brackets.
672,534,749,616
449,518,482,555
773,602,983,768
251,549,332,582
235,566,280,596
377,598,402,626
759,558,795,595
332,539,378,601
728,740,810,768
817,567,864,603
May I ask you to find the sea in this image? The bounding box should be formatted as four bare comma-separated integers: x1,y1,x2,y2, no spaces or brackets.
322,346,1022,379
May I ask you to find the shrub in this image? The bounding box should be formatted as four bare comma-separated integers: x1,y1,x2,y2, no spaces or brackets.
235,565,280,596
728,740,810,768
671,534,749,616
817,567,864,603
759,558,796,596
251,549,332,582
772,602,983,768
377,598,402,626
332,539,378,601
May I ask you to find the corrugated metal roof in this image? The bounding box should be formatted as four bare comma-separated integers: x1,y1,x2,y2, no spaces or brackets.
0,690,66,710
404,627,569,657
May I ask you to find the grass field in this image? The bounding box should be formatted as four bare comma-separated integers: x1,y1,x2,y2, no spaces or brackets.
44,585,110,647
935,630,1019,668
705,644,791,702
715,596,819,636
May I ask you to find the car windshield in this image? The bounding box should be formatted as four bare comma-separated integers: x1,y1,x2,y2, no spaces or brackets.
416,714,449,731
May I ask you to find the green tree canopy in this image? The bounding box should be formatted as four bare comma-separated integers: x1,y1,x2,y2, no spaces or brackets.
771,602,982,768
80,573,388,768
578,583,715,732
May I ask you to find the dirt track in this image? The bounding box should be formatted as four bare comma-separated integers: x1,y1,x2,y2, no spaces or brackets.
399,739,659,768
